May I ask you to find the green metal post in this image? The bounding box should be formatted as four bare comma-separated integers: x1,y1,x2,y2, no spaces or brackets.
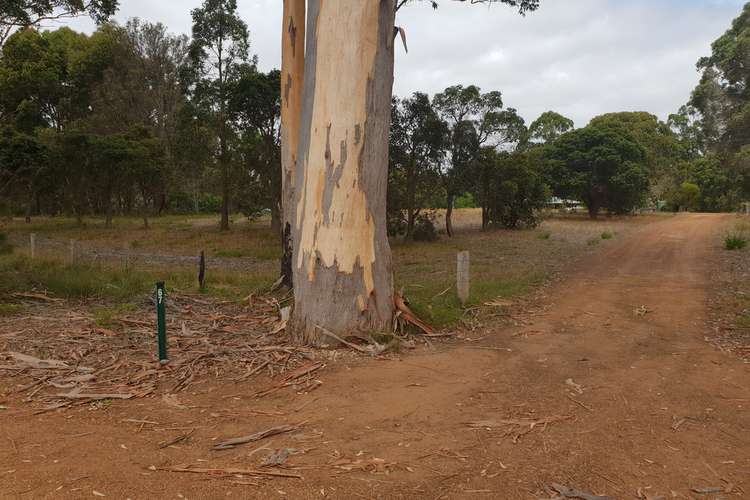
156,281,168,363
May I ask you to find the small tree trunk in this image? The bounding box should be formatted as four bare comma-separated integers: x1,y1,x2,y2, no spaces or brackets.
220,160,230,231
445,193,455,237
291,0,395,344
105,202,113,228
481,205,489,231
405,208,414,241
588,205,599,219
280,0,306,289
24,202,32,224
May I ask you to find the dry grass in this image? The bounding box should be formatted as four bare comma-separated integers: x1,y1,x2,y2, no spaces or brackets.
395,211,663,325
0,210,665,328
2,214,279,261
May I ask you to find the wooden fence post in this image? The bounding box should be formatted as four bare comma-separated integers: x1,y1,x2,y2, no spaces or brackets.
457,251,470,305
198,250,206,290
30,233,36,259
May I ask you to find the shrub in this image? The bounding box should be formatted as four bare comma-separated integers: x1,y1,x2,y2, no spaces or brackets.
601,231,613,240
454,192,476,209
413,214,438,242
0,233,11,255
725,234,747,250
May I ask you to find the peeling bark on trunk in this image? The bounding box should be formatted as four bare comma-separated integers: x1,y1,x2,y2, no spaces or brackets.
291,0,396,345
280,0,306,289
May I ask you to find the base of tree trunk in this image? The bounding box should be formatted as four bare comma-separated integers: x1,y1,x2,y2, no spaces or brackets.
290,259,393,346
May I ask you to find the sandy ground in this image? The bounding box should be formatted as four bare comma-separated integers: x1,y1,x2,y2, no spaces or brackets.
0,213,746,499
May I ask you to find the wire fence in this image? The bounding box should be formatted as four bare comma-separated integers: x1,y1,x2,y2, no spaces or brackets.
12,232,276,275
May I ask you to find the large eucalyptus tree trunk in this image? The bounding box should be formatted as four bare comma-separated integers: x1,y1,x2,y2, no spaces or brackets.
280,0,305,288
291,0,396,344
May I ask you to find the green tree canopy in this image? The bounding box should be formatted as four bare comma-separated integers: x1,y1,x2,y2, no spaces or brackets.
389,92,449,239
1,0,118,46
527,111,574,144
545,121,649,218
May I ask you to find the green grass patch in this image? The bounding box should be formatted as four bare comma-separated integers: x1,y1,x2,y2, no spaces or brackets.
587,238,600,246
0,233,12,255
601,231,613,240
0,255,152,300
215,249,246,258
0,303,22,316
92,303,137,328
248,244,281,261
725,234,747,251
538,231,551,240
400,272,545,327
0,254,276,303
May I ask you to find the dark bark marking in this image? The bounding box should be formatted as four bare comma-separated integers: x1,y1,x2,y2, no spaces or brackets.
321,125,346,225
284,74,293,106
287,15,298,57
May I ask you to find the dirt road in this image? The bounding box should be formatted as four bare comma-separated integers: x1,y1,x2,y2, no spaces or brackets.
2,213,747,499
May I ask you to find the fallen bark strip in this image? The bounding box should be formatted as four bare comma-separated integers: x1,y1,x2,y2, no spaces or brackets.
11,292,63,302
164,465,302,479
255,362,325,398
55,390,135,400
212,423,302,451
159,428,196,449
394,294,435,335
551,483,614,500
9,352,70,369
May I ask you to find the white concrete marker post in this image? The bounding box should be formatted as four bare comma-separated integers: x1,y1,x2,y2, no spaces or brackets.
30,233,36,259
457,251,470,305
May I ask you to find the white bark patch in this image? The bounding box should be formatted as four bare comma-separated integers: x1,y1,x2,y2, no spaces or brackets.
296,1,380,298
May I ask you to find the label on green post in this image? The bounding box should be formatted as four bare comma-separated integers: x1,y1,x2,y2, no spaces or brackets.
156,281,168,363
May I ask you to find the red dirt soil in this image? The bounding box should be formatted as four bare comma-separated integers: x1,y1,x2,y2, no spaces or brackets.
1,213,747,499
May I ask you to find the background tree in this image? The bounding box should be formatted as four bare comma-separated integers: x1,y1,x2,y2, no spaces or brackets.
433,85,527,233
0,126,49,221
472,108,527,229
186,0,251,231
545,122,649,218
231,66,281,228
676,2,750,209
527,111,574,144
0,0,118,46
389,92,448,240
482,149,549,228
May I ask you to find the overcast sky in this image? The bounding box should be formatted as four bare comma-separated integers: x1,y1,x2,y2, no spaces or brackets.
61,0,746,128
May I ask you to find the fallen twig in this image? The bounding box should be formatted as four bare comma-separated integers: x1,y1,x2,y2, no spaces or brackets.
213,423,303,451
315,326,386,355
164,465,302,479
159,428,196,449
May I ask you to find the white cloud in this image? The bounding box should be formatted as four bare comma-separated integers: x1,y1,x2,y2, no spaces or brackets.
61,0,746,127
